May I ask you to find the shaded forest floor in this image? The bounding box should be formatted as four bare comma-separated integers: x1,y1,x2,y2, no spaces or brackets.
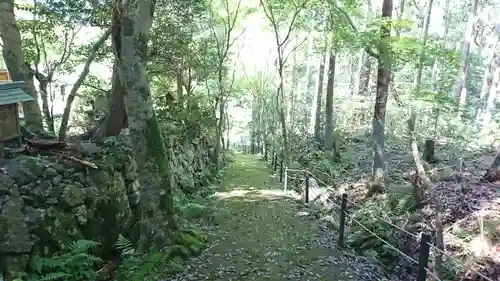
286,134,500,281
166,153,354,281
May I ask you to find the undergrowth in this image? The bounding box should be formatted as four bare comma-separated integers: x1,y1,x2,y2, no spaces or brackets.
12,240,103,281
346,194,418,264
114,228,207,281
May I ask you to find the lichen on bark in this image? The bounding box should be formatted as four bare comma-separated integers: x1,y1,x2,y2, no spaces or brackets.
116,0,177,250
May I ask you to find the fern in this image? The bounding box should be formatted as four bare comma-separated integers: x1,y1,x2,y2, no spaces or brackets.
40,272,71,281
393,195,415,215
30,239,102,281
115,234,136,256
68,240,100,253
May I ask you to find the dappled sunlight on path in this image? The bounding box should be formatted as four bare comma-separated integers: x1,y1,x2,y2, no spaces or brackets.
166,154,355,281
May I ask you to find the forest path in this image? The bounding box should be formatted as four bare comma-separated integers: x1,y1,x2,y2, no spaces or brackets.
168,153,354,281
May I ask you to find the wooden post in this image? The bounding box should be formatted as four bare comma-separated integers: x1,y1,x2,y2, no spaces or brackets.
416,234,431,281
423,139,437,163
283,167,288,194
305,170,310,203
0,141,4,162
338,193,347,247
273,154,277,172
279,161,283,183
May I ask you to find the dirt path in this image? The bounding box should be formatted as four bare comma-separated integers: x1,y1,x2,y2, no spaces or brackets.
167,154,354,281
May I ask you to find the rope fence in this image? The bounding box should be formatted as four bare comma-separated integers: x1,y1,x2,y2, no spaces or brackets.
269,157,496,281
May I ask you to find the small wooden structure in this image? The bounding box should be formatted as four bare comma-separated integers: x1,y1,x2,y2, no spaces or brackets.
0,81,34,158
0,68,10,81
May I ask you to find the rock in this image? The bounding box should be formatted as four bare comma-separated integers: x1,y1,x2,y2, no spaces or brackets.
52,163,66,173
33,207,84,253
71,172,86,183
0,187,10,195
0,195,7,209
51,175,63,186
1,254,30,279
46,185,62,205
73,205,88,225
24,206,44,230
60,184,86,208
44,167,59,178
0,187,33,253
31,181,52,205
83,171,133,253
0,173,15,190
21,195,35,205
5,156,46,186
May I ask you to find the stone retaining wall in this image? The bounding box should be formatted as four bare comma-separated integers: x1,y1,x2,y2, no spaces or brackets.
0,154,139,275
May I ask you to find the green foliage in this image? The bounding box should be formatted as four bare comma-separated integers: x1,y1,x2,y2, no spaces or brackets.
115,234,136,257
29,240,102,281
115,230,207,281
346,196,417,264
98,134,133,169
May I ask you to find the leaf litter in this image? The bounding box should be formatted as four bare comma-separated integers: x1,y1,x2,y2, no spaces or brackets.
162,154,359,281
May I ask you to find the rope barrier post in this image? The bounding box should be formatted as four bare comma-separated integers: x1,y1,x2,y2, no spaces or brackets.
459,157,463,175
273,154,277,172
416,234,431,281
305,170,310,203
338,193,347,248
284,167,288,194
279,161,283,183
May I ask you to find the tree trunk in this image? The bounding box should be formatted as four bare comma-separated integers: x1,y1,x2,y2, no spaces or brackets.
117,0,177,249
370,0,393,193
215,92,225,171
407,0,433,205
358,52,372,95
34,72,55,134
324,51,336,152
274,49,289,166
58,27,111,140
348,56,358,96
408,111,431,208
483,151,500,182
313,50,326,143
176,71,184,103
454,0,479,112
91,63,127,142
476,49,497,122
0,0,44,132
288,46,297,129
481,55,500,128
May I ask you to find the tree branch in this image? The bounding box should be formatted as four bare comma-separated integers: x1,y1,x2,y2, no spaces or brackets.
283,34,308,65
332,3,379,59
83,82,110,94
279,0,309,47
58,27,112,140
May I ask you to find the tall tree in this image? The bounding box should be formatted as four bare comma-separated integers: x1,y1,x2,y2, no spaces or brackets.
116,0,177,249
313,48,326,143
324,49,336,153
58,28,111,140
408,0,434,206
260,0,308,166
209,0,242,173
454,0,479,113
0,0,44,132
370,0,393,193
